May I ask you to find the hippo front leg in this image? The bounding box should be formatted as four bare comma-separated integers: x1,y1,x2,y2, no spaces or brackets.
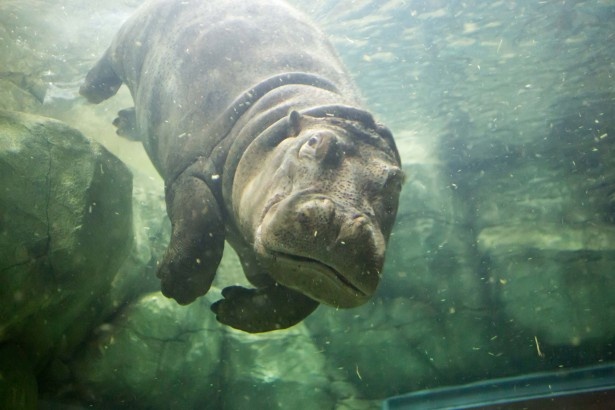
211,284,319,333
158,170,225,305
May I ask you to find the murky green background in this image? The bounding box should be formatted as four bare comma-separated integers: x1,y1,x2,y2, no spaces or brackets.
1,0,614,408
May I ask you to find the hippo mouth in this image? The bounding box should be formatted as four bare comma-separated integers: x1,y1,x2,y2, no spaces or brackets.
273,252,366,295
269,251,367,297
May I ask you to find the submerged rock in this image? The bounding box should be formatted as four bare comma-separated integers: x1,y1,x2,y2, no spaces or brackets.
70,293,224,409
222,326,333,410
0,76,44,113
306,295,496,399
103,171,169,312
0,110,133,374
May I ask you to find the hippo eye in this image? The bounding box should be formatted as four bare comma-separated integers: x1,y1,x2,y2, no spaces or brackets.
307,136,318,147
299,132,341,165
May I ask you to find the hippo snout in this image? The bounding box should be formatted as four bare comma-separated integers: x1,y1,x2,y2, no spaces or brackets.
295,197,336,230
339,214,386,259
254,193,386,307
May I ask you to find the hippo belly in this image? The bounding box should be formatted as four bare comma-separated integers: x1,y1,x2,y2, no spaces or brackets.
81,0,403,333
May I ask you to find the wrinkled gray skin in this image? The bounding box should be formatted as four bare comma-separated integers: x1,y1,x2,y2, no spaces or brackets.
80,0,403,332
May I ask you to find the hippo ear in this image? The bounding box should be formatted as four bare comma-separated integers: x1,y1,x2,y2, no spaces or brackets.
289,110,302,137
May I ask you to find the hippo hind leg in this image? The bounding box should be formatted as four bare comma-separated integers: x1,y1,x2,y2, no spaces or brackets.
211,284,319,333
79,49,122,104
112,107,139,141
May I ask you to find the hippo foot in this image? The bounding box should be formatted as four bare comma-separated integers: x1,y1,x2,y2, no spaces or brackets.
112,107,139,140
211,284,319,333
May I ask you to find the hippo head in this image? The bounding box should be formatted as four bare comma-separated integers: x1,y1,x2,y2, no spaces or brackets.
233,108,403,308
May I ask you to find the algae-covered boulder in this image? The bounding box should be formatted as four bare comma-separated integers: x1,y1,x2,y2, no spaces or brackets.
0,110,133,367
306,295,497,399
0,74,45,113
222,326,333,410
103,172,169,313
70,293,224,409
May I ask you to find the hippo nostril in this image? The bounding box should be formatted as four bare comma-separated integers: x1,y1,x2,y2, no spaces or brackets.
352,210,375,220
337,213,385,259
295,197,336,226
323,198,336,220
351,215,369,228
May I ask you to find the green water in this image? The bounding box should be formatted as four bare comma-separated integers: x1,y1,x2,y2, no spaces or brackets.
1,0,614,408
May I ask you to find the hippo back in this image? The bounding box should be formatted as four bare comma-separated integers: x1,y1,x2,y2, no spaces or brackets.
107,0,361,178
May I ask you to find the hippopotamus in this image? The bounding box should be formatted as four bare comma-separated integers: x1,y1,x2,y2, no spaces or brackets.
80,0,403,332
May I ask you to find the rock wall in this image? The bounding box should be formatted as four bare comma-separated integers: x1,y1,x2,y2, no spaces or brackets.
0,110,133,408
